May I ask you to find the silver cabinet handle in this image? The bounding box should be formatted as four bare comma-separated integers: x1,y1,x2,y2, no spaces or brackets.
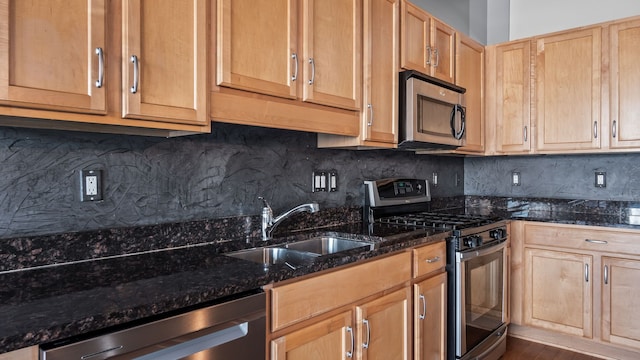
426,46,432,65
585,263,589,282
425,256,440,264
308,58,315,85
524,126,528,142
612,120,617,138
346,326,354,358
367,103,374,126
362,319,370,349
585,239,608,245
419,294,426,320
604,264,609,285
291,53,298,81
130,55,139,94
95,47,104,88
434,48,440,67
594,121,598,139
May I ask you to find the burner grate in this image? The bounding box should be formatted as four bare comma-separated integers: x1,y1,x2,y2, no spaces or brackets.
375,212,497,231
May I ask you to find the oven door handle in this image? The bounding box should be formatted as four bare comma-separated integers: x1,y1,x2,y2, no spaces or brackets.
457,241,507,262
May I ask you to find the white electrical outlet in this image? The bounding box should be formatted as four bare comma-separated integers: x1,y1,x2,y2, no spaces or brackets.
85,175,98,196
81,169,103,201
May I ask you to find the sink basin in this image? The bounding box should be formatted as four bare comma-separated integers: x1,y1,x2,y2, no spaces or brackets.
225,247,319,268
284,236,375,255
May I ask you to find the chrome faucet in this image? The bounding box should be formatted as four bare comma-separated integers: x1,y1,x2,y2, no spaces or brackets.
259,197,320,241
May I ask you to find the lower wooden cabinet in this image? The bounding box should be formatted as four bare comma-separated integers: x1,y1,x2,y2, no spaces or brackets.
523,248,593,338
602,257,640,349
512,221,640,359
0,346,38,360
413,272,446,360
356,287,411,360
269,243,448,360
271,312,354,360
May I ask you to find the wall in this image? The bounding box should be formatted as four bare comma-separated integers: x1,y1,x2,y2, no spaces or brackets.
0,124,464,239
464,154,640,201
413,0,470,36
510,0,640,40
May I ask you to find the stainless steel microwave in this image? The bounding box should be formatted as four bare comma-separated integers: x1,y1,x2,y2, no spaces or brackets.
398,70,466,150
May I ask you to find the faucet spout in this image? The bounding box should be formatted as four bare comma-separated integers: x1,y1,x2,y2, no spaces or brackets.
259,197,320,241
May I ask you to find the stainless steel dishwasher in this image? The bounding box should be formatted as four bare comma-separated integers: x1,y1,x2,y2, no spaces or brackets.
40,291,265,360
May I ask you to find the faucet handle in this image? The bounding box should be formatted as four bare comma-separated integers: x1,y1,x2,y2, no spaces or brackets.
258,196,272,210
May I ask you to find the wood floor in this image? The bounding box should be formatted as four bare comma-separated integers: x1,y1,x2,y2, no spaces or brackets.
502,337,603,360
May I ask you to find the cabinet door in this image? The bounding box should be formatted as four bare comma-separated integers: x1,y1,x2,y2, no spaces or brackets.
357,287,411,360
414,272,447,360
455,33,484,153
362,0,398,145
536,28,602,151
609,19,640,149
302,0,361,110
123,0,207,125
0,0,106,114
400,0,430,75
431,19,455,84
216,0,297,99
494,41,532,154
602,257,640,350
524,248,593,338
271,311,354,360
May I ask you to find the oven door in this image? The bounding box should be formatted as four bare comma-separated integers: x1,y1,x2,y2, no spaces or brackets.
456,241,507,358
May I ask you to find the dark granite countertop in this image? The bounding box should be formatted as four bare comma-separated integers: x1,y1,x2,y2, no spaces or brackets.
4,196,640,354
0,223,447,354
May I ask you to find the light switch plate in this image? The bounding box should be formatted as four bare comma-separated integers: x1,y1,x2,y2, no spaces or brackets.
595,171,606,188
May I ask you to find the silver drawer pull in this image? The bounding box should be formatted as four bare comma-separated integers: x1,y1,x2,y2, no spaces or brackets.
95,47,104,88
346,326,354,358
425,256,441,263
362,319,370,349
130,55,139,94
585,239,608,245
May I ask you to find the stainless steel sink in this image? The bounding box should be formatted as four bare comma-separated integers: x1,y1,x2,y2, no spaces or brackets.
225,247,319,268
283,236,375,255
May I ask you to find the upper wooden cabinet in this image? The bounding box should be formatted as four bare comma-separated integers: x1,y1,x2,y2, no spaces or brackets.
0,0,210,136
487,40,533,154
400,0,455,84
535,27,602,152
455,33,484,153
609,18,640,149
0,0,107,114
216,0,297,99
122,0,208,125
317,0,399,149
211,0,360,136
215,0,361,110
302,0,361,110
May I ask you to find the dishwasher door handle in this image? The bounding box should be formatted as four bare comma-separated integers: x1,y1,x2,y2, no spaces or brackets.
133,322,249,360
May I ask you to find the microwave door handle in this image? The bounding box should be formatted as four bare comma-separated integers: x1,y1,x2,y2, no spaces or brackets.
450,104,466,140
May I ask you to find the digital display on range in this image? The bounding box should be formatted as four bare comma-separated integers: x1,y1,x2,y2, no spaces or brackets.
377,179,426,199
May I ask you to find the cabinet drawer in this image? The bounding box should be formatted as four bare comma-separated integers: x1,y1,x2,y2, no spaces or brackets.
412,241,446,278
524,222,640,255
270,251,411,332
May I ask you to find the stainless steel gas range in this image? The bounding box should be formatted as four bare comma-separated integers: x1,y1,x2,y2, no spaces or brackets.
364,178,509,360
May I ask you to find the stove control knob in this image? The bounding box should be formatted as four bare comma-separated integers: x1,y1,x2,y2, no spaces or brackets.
464,235,482,248
490,228,505,240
